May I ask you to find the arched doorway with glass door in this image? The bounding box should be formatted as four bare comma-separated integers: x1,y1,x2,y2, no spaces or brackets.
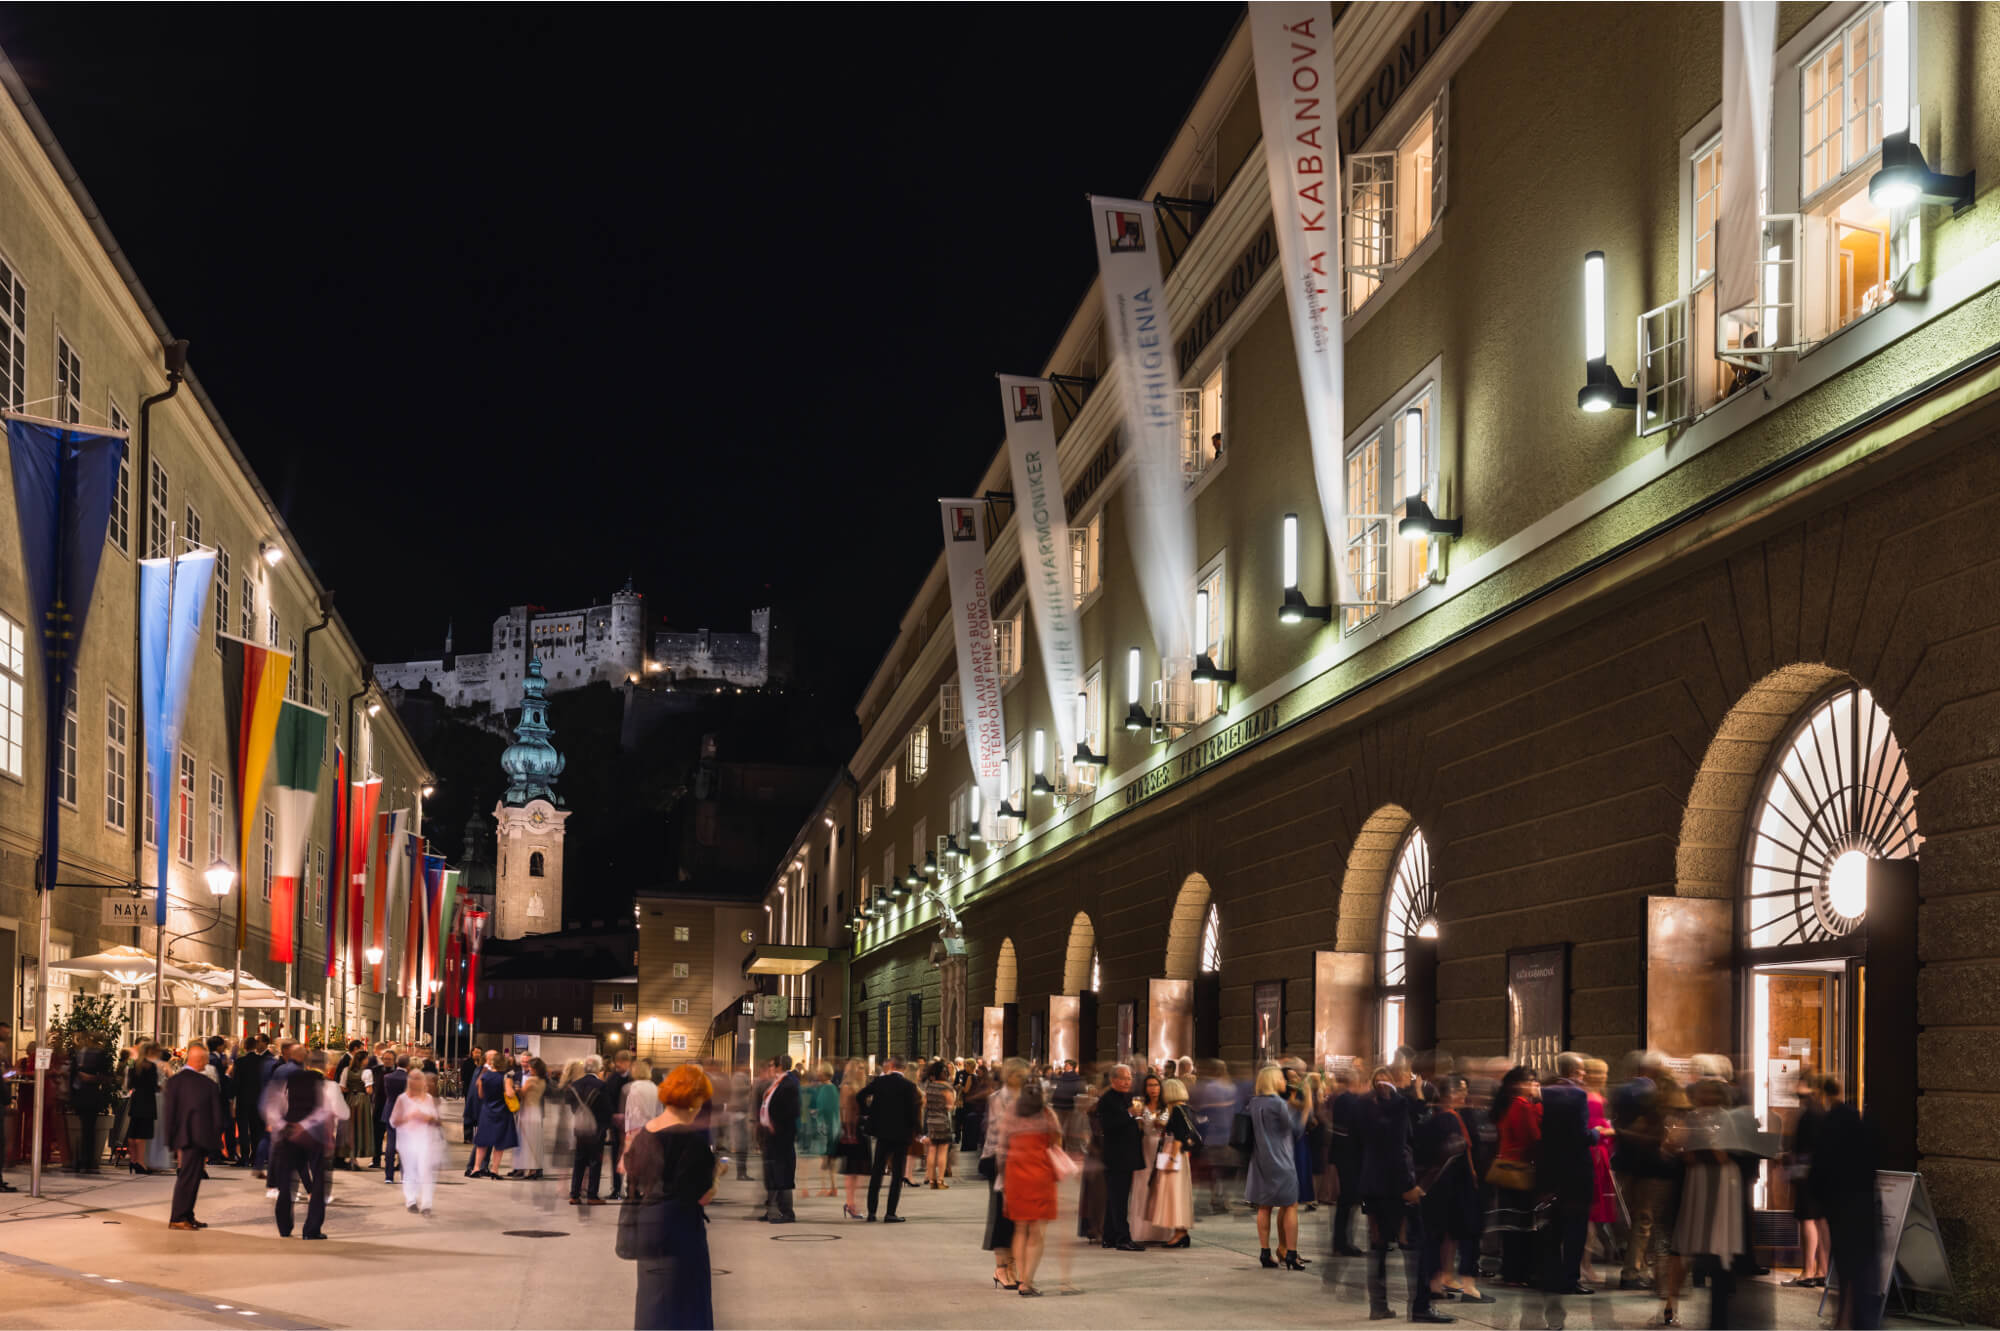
1379,825,1439,1060
1738,682,1919,1215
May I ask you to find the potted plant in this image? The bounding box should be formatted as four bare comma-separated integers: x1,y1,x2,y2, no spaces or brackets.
49,994,126,1170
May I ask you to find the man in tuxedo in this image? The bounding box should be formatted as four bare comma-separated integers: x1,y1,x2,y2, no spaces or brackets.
233,1036,271,1175
603,1049,635,1201
1538,1052,1599,1319
756,1055,802,1222
857,1056,919,1223
162,1044,226,1230
1097,1063,1144,1250
378,1057,410,1182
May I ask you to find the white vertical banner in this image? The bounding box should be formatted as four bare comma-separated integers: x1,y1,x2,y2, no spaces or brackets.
1089,196,1195,663
1717,1,1777,322
997,375,1083,764
1251,2,1359,606
939,499,1008,816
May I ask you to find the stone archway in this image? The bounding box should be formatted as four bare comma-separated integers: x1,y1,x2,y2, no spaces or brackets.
1674,663,1845,900
1162,874,1212,982
994,938,1018,1006
1062,913,1096,995
1335,804,1416,954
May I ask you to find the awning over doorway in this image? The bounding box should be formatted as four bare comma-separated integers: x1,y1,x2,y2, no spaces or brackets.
742,945,838,977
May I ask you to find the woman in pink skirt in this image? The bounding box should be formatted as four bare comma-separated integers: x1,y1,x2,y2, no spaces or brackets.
1146,1078,1198,1248
1582,1056,1620,1284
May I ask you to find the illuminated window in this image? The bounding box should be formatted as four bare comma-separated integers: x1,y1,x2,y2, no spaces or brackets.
1199,904,1221,974
993,618,1022,685
671,999,690,1015
0,612,22,779
104,694,128,832
1180,362,1227,486
939,681,962,745
0,251,24,411
670,1034,688,1051
177,752,196,865
147,459,168,559
1799,4,1899,342
907,722,930,786
1071,510,1104,604
878,764,896,813
1381,827,1436,988
1345,90,1449,313
1744,686,1917,949
1191,557,1226,724
859,793,874,839
56,686,77,808
261,808,275,901
213,547,230,652
208,770,224,864
673,925,690,942
107,403,130,553
1344,386,1436,630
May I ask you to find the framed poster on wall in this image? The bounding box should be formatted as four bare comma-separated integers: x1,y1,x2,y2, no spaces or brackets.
1116,1000,1136,1066
1507,944,1569,1077
1254,980,1284,1065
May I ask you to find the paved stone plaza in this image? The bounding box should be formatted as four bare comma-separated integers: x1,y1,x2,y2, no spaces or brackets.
0,1114,1883,1331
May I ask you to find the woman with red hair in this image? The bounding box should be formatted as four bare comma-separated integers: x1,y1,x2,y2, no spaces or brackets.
621,1063,719,1330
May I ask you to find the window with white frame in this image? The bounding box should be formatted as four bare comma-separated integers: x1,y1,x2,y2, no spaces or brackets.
939,681,962,744
56,686,77,807
859,792,874,838
907,722,930,786
669,1034,688,1052
673,925,690,942
671,998,690,1015
212,547,230,651
104,693,128,832
1200,903,1222,974
240,573,255,641
143,767,156,848
672,962,689,979
0,251,24,411
0,611,23,779
177,751,196,864
1343,385,1436,630
183,503,202,552
313,845,326,922
993,617,1022,685
1081,662,1103,756
1071,510,1104,605
948,785,969,858
261,807,275,900
208,769,224,865
1180,363,1226,484
108,404,130,554
287,638,298,700
268,606,280,649
1190,558,1227,725
1345,87,1449,312
859,866,872,910
55,334,82,424
147,458,169,559
878,764,896,813
613,992,626,1012
43,940,71,1016
1797,3,1896,341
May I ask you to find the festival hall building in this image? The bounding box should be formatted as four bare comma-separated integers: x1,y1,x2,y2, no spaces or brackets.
757,0,2000,1299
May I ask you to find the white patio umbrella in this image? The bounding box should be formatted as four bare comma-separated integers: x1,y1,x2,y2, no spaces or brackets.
49,945,202,987
188,989,313,1012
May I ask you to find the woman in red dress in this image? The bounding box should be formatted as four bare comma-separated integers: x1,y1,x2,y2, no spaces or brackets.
11,1043,66,1167
998,1080,1064,1298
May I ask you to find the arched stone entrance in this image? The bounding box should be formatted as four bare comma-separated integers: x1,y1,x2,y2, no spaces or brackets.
1053,913,1097,1065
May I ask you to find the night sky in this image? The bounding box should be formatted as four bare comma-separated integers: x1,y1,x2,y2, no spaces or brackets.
0,6,1244,713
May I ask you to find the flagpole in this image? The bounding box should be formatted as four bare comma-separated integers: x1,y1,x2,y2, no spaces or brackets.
150,537,177,1046
27,432,73,1201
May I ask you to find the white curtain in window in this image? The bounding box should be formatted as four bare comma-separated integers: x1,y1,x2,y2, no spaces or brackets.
1718,1,1778,320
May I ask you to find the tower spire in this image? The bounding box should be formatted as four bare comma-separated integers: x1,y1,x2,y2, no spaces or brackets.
499,656,565,806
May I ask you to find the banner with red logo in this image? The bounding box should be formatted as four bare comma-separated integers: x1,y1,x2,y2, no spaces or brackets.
998,375,1084,765
939,498,1008,818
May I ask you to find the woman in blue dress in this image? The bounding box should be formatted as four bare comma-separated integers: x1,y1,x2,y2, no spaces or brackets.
470,1050,518,1178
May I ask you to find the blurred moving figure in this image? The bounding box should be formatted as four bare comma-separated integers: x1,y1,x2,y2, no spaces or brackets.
390,1068,444,1216
624,1064,720,1331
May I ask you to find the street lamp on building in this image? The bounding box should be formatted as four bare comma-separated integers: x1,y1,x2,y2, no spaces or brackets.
1190,590,1235,685
259,540,284,568
1030,730,1055,796
1577,251,1639,412
204,859,236,898
1278,513,1332,625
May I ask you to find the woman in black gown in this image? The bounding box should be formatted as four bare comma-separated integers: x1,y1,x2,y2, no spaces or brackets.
623,1063,719,1331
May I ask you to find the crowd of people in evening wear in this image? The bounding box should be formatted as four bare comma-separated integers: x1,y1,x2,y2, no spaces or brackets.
0,1023,1902,1331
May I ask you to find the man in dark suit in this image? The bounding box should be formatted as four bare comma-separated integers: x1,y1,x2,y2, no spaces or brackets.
604,1050,635,1201
1811,1076,1880,1331
1538,1053,1599,1313
757,1055,802,1222
162,1044,225,1230
1357,1071,1426,1317
565,1057,613,1204
858,1056,919,1222
233,1036,271,1174
267,1050,337,1239
378,1057,410,1182
67,1032,113,1174
1097,1063,1145,1250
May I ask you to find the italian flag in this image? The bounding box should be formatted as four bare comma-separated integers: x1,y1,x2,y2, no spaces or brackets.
269,701,328,964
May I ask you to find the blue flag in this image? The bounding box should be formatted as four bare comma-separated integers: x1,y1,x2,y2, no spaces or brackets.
5,417,126,894
140,551,214,920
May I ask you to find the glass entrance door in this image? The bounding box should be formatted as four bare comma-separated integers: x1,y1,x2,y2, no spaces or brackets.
1747,960,1851,1210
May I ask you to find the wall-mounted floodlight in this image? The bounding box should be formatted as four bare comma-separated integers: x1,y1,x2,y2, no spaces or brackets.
1870,3,1973,213
259,540,285,568
1278,513,1331,624
994,759,1022,822
1190,589,1235,684
966,787,985,845
1123,646,1150,731
1577,251,1639,412
1030,730,1055,796
1073,692,1108,767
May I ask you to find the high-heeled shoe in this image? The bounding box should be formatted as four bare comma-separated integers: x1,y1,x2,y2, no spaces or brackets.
992,1276,1020,1290
843,1203,863,1220
1282,1251,1308,1270
1260,1248,1280,1269
1165,1234,1191,1249
129,1163,152,1176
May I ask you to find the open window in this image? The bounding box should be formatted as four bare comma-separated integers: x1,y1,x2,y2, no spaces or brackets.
1178,362,1225,487
938,681,962,746
992,618,1022,687
1343,385,1436,630
1344,87,1449,314
1071,510,1103,606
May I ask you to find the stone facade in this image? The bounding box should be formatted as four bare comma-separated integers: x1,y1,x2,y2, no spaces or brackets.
377,593,774,712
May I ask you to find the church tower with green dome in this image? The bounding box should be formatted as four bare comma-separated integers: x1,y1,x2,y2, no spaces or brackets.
493,657,570,939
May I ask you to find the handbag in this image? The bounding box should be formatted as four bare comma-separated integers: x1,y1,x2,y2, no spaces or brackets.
1154,1147,1181,1173
504,1081,521,1113
1485,1156,1536,1192
614,1192,640,1260
1229,1108,1254,1155
1050,1147,1082,1182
